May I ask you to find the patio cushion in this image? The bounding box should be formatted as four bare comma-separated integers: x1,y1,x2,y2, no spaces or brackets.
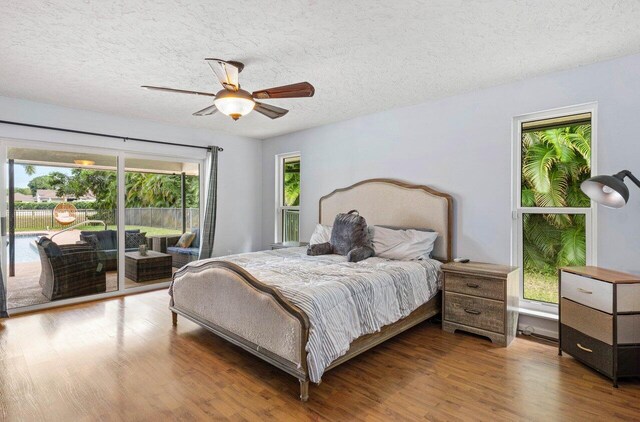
176,232,195,248
80,229,142,251
81,230,115,250
38,237,63,257
82,234,99,250
96,230,117,250
167,246,199,256
191,228,200,248
125,232,147,249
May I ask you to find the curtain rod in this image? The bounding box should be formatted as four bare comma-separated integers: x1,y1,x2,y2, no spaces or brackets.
0,120,224,152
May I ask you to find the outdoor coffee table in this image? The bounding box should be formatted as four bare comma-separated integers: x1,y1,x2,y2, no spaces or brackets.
125,250,172,282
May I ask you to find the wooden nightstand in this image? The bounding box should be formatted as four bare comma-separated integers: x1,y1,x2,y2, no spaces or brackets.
270,241,309,250
442,262,519,346
559,266,640,387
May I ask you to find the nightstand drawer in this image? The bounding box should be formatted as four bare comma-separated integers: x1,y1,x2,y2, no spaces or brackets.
561,298,612,345
444,292,504,333
445,273,504,301
561,271,612,313
561,324,613,378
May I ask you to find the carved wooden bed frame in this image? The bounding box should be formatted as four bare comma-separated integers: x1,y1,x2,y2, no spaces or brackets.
169,179,453,401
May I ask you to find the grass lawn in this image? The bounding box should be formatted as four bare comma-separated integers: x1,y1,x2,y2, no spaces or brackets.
523,271,558,304
16,225,181,237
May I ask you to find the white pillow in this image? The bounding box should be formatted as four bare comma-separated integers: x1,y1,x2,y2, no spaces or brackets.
371,226,438,260
309,224,332,245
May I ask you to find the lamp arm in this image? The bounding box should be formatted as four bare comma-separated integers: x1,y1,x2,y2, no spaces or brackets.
616,170,640,189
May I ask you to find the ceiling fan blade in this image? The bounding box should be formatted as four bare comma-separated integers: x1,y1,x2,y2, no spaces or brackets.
205,58,239,91
252,82,314,99
141,85,216,97
253,102,289,119
192,104,218,116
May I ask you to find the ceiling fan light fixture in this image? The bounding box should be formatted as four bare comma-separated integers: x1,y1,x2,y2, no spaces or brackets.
214,89,255,120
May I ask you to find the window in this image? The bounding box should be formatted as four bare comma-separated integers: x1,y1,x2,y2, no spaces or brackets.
276,153,300,242
513,105,596,311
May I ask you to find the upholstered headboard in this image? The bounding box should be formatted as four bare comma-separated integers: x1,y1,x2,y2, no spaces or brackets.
319,179,453,262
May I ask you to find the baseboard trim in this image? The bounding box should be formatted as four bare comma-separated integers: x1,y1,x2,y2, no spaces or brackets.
518,313,559,340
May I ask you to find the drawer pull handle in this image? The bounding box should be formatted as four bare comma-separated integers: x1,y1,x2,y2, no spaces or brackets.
464,308,481,315
576,343,593,353
577,288,593,295
466,283,480,288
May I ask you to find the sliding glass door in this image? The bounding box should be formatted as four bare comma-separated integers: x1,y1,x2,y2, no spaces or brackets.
3,146,119,310
0,140,204,314
123,156,200,289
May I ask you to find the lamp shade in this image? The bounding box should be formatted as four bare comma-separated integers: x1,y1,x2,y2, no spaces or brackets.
214,89,255,120
580,174,629,208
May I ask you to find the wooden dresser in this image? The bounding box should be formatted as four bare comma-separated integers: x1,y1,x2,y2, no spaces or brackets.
559,266,640,387
442,262,519,346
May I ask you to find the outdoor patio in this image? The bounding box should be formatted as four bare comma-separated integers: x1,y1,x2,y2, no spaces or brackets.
7,229,176,309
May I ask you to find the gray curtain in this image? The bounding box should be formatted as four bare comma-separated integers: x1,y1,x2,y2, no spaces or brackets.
198,146,219,260
0,264,7,318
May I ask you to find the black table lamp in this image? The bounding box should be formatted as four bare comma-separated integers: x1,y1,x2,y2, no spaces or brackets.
581,170,640,208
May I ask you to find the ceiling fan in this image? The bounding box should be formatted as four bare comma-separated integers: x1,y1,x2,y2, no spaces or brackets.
142,59,315,121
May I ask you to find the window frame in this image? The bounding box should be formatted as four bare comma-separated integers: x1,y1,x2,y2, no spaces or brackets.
274,151,300,243
511,103,598,314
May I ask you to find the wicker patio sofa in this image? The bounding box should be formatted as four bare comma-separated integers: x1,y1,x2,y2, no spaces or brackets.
79,229,151,271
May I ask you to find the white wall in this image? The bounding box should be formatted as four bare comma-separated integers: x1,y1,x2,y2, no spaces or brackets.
0,95,263,256
262,54,640,276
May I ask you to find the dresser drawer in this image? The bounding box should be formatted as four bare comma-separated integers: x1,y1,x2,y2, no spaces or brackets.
618,283,640,313
618,346,640,377
618,314,640,345
444,292,504,333
561,324,613,378
561,271,612,313
561,298,612,345
445,273,504,301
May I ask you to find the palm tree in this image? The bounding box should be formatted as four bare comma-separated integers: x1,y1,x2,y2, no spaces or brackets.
283,160,300,206
521,124,590,279
23,164,36,176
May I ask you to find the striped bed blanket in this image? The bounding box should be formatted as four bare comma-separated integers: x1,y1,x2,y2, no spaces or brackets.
174,247,441,383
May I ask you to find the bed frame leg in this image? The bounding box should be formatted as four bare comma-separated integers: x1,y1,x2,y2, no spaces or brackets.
299,379,309,402
172,311,178,326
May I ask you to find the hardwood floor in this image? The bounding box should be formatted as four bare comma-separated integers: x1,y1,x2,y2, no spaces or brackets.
1,290,639,421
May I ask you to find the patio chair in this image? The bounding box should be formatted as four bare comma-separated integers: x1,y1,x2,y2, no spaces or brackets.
37,237,106,301
150,228,200,268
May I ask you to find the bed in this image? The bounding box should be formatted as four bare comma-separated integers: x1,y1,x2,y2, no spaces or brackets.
169,178,453,401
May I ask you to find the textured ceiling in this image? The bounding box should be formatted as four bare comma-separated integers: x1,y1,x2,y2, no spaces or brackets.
2,0,640,139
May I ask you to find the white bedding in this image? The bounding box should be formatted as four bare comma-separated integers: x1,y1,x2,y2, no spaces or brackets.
173,247,442,383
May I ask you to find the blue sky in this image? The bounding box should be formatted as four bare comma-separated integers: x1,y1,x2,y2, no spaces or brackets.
14,165,71,189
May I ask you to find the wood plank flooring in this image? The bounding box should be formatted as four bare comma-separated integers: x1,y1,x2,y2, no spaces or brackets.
1,290,639,421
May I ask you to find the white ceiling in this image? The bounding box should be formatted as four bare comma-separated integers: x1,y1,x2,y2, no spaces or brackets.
2,1,640,140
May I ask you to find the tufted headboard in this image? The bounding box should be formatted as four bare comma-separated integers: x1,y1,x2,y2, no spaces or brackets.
319,179,453,262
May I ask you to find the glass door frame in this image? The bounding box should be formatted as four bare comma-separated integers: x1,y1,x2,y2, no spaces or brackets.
121,151,205,292
511,102,598,314
0,137,205,315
